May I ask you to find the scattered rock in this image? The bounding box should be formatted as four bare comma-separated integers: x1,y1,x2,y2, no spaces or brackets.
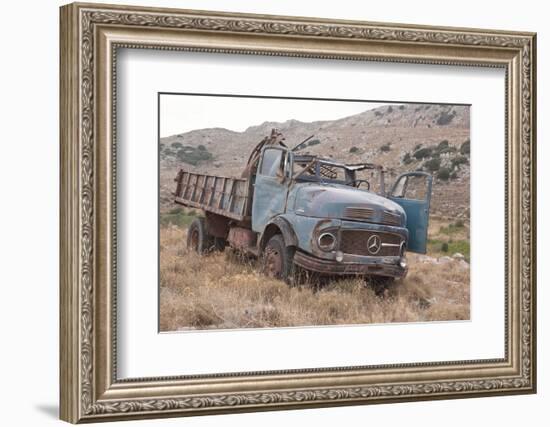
457,260,470,270
416,255,438,264
437,256,453,264
452,252,465,260
418,296,437,309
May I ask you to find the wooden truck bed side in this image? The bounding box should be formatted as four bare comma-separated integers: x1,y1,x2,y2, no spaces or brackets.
174,170,250,221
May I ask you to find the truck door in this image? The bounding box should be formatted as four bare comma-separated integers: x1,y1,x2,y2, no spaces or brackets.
251,147,291,233
389,171,433,254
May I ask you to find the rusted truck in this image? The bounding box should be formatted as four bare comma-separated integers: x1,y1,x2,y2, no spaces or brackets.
174,129,432,285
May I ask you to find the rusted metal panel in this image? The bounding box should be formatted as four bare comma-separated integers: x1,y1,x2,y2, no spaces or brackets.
228,227,257,251
293,251,406,278
174,197,246,221
205,212,230,238
174,170,250,221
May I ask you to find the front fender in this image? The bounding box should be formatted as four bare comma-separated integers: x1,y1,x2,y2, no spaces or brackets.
259,216,298,250
275,214,332,256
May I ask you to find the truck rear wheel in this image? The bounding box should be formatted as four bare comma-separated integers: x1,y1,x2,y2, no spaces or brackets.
262,235,295,284
187,217,214,254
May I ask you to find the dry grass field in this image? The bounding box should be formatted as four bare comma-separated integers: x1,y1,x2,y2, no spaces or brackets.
159,219,470,331
159,102,471,331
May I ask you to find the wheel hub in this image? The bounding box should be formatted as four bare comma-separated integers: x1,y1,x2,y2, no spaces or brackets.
190,229,199,251
264,247,282,278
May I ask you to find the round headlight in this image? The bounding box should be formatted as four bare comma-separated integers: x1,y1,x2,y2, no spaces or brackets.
318,232,336,251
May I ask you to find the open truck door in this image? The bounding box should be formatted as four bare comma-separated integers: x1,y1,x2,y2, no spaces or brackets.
389,172,433,254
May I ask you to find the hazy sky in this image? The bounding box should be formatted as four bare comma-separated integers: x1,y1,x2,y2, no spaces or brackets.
159,94,390,137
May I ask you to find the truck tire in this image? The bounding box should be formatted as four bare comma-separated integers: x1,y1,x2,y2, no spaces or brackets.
366,275,395,296
262,235,296,285
187,217,214,254
213,237,227,251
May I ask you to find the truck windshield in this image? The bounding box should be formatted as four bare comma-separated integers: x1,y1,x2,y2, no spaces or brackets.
293,159,353,185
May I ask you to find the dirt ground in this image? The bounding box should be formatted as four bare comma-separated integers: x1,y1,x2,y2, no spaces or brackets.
159,219,470,331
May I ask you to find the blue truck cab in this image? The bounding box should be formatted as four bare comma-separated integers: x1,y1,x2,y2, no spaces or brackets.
251,145,432,281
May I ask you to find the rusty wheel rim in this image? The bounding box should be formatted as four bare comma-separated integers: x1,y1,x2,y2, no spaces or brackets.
190,228,199,251
264,247,283,278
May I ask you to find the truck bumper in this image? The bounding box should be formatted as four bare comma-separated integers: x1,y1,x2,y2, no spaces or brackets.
294,250,408,278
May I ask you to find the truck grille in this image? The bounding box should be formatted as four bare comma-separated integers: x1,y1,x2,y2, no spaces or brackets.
340,230,403,257
343,207,402,227
382,211,402,226
343,207,375,221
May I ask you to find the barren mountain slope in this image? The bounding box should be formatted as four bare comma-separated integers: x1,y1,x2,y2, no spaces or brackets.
159,103,470,217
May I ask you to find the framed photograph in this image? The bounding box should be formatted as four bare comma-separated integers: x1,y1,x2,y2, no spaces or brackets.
60,2,537,423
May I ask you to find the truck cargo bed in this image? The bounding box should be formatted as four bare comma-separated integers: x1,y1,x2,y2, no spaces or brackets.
174,170,250,221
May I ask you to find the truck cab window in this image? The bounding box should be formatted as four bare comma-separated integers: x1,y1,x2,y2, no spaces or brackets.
260,148,284,177
391,174,429,200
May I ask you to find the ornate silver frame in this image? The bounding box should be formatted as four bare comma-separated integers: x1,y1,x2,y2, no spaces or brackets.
60,2,536,423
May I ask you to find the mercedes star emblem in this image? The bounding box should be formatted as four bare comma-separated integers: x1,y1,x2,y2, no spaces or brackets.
367,234,382,255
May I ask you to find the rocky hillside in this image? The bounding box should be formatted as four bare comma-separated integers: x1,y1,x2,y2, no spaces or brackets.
160,103,470,218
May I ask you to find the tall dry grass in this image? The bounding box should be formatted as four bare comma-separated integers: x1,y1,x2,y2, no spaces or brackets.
159,226,470,331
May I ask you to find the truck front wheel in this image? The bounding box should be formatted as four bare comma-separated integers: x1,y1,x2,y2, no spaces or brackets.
366,275,395,296
187,217,214,254
262,235,295,284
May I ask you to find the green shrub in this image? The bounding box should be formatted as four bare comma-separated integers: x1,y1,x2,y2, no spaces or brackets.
436,110,456,125
387,105,393,113
308,139,321,146
437,140,449,150
380,143,391,152
460,139,470,155
437,167,451,181
171,142,183,149
414,143,423,151
176,146,213,166
168,207,184,215
440,221,465,235
197,144,207,151
349,146,359,153
428,238,470,261
451,155,469,168
399,105,405,110
423,157,441,172
403,152,412,164
449,240,470,261
413,147,433,160
374,110,382,117
438,146,457,155
160,209,197,228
